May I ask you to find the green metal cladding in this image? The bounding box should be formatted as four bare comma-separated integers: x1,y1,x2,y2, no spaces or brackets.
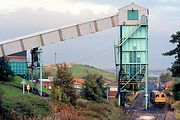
8,61,28,76
120,24,148,81
122,26,147,64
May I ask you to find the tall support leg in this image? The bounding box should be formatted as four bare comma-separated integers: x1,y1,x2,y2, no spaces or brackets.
38,48,43,96
31,68,34,90
145,66,148,110
118,92,121,106
117,52,121,106
106,87,109,101
145,25,148,110
118,25,123,106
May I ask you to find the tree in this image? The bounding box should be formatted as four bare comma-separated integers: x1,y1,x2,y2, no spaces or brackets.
0,57,14,81
159,72,172,83
96,75,106,98
54,63,77,105
84,74,105,102
162,31,180,77
172,82,180,100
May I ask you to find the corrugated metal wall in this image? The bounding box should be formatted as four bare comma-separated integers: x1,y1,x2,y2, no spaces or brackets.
8,61,28,76
121,25,147,81
7,51,28,77
122,25,147,64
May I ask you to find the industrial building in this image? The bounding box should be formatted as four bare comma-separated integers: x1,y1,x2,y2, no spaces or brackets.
6,51,28,78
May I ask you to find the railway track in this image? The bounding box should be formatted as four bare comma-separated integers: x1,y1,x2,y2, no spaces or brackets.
155,108,166,120
123,93,145,120
131,93,144,110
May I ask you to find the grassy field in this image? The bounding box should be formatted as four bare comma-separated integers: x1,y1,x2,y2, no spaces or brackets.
0,82,23,97
12,76,51,94
0,76,50,98
0,76,30,98
70,64,115,80
45,63,116,83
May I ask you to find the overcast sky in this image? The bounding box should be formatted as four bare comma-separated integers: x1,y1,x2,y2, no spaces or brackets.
0,0,179,70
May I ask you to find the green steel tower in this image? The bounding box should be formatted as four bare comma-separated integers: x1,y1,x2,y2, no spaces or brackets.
115,3,149,110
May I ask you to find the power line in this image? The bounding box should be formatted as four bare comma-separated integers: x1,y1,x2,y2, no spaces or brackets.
75,45,114,63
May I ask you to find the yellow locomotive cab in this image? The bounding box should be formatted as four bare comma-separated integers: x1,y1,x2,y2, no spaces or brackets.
150,90,166,106
155,93,166,103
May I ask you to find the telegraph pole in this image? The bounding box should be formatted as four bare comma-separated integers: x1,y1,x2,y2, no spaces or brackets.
55,52,57,64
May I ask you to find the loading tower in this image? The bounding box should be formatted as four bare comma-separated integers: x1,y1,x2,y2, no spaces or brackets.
114,3,149,109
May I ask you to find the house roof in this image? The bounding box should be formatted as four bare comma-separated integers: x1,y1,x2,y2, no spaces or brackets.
73,78,85,84
107,81,118,87
165,80,174,87
38,79,52,82
119,2,148,11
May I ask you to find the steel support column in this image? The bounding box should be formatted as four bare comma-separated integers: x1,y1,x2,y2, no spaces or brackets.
118,25,123,106
145,25,149,110
37,48,43,96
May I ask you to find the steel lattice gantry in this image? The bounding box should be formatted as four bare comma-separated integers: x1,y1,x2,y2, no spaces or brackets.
114,3,149,110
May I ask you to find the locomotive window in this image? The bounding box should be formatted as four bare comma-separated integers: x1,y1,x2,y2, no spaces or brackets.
161,94,165,97
156,95,159,97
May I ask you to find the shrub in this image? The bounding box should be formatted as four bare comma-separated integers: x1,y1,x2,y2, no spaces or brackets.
0,57,14,82
52,86,62,101
159,72,172,83
51,102,87,120
1,95,51,119
83,73,105,102
172,101,180,120
84,76,101,102
75,99,111,119
173,83,180,100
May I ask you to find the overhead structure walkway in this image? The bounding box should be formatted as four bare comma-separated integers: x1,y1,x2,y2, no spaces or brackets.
0,3,149,110
0,15,118,57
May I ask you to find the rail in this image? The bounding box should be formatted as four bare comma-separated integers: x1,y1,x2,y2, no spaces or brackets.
123,93,145,120
155,108,166,120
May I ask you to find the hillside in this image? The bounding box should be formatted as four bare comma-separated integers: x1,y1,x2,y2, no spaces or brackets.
0,81,23,97
0,76,50,98
0,76,31,98
44,63,116,83
0,76,52,119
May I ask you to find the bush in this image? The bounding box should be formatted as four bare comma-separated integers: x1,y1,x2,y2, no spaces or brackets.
75,99,113,119
0,57,14,82
1,95,51,119
51,102,87,120
172,101,180,120
84,74,101,102
159,72,172,83
52,86,62,101
173,83,180,100
83,74,105,102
